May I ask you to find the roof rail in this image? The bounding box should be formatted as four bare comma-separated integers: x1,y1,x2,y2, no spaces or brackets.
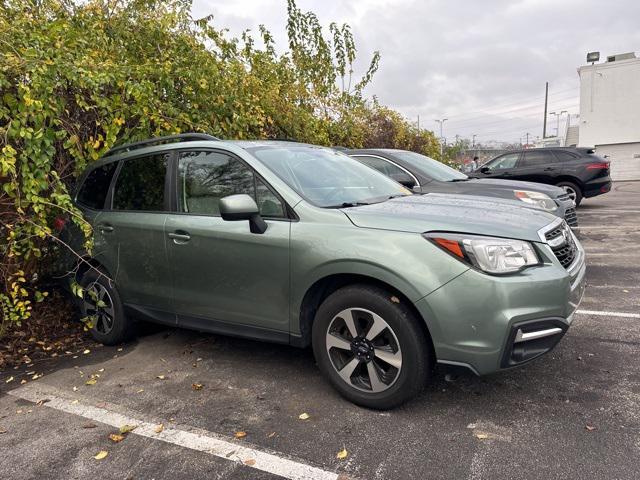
104,133,219,157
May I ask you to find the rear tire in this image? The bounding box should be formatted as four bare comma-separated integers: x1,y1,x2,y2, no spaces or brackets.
557,181,583,206
79,268,134,345
312,284,432,409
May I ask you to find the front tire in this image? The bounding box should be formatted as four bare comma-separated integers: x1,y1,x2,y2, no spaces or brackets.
79,268,134,345
312,284,432,409
557,181,583,206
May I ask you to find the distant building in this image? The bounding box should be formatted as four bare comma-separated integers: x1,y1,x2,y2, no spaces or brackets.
577,52,640,181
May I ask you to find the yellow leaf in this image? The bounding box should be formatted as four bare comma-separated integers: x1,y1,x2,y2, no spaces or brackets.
234,431,247,439
298,413,310,420
136,389,144,394
192,383,203,390
475,433,489,439
109,433,125,443
119,424,137,434
156,375,166,380
244,459,256,466
5,376,14,383
336,447,348,460
154,424,164,433
85,378,97,385
83,349,90,355
94,451,108,460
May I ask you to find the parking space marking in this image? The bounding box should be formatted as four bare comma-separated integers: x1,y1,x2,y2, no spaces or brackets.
9,384,343,480
576,309,640,319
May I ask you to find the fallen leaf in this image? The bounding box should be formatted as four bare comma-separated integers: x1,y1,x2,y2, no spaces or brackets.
20,379,27,385
298,413,310,420
117,347,123,352
98,368,105,373
244,459,256,466
85,378,97,385
5,376,14,383
73,386,78,392
390,296,400,303
475,433,489,439
109,433,125,443
0,427,6,434
154,424,164,433
336,447,348,460
156,375,166,380
82,422,97,429
585,425,596,431
72,400,79,404
267,432,276,438
136,389,144,394
234,431,247,439
94,450,108,460
32,373,43,380
36,399,50,406
192,383,203,390
119,424,137,434
83,349,91,355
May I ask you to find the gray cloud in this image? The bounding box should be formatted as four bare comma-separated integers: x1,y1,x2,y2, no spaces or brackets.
193,0,640,142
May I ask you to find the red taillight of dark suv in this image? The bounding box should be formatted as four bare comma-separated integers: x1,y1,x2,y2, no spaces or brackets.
586,162,610,170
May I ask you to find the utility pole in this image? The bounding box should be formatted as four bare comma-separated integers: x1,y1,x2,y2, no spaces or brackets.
525,132,531,147
417,114,420,130
542,82,549,138
472,134,477,151
549,110,568,137
435,118,448,160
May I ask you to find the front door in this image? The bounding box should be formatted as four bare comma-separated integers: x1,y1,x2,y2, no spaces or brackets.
95,152,174,314
512,150,558,184
166,149,291,334
478,152,521,179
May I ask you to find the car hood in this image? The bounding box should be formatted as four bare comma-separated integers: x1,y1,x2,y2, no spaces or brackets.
341,194,557,242
461,178,566,198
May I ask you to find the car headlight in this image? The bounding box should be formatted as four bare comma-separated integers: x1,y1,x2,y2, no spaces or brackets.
424,233,540,274
513,190,557,212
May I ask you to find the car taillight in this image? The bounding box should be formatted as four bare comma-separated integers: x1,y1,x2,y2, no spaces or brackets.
586,162,609,170
53,216,67,232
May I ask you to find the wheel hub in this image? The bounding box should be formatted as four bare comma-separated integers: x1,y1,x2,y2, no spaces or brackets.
350,337,374,362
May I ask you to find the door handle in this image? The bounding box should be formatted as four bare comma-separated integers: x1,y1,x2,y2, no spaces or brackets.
98,224,114,233
168,232,191,243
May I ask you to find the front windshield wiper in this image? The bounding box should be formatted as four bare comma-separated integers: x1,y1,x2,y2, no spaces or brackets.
448,178,470,182
325,201,372,208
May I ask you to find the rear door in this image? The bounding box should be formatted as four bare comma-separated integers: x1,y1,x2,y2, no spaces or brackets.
94,152,174,314
511,150,558,184
165,149,291,335
476,152,521,178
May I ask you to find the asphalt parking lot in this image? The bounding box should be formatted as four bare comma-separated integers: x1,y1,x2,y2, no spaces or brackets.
1,181,639,480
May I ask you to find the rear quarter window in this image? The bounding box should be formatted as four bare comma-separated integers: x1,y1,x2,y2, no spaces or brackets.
76,162,118,209
553,151,579,162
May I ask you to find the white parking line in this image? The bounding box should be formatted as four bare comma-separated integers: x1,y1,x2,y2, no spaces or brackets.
9,384,342,480
576,309,640,319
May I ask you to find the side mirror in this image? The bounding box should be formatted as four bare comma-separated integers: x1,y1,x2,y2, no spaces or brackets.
480,166,491,174
389,172,416,188
219,194,267,234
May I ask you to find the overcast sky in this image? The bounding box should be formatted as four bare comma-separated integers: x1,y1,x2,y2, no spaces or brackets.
192,0,640,144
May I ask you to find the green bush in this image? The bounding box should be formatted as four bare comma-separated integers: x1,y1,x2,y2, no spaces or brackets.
0,0,440,336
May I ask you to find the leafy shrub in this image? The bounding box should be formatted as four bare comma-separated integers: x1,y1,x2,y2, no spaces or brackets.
0,0,440,336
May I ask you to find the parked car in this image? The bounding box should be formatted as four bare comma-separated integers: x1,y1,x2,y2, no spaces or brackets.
468,147,611,206
70,134,586,409
347,149,578,227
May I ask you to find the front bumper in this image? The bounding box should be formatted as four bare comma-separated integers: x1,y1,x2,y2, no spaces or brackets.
415,243,586,375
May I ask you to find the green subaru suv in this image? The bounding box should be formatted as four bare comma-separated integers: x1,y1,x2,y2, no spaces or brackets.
71,134,586,409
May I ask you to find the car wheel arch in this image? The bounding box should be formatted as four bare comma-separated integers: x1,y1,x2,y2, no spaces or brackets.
296,273,435,357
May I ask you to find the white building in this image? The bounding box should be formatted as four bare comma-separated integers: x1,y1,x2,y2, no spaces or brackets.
577,52,640,181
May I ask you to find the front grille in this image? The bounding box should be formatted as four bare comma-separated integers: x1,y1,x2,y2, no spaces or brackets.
544,222,578,269
564,207,578,227
557,193,572,202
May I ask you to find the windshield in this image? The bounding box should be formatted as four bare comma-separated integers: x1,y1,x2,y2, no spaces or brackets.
391,151,468,182
249,146,410,207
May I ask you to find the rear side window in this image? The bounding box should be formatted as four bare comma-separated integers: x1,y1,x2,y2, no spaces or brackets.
487,153,519,170
113,154,169,211
520,151,553,167
553,151,578,162
76,162,118,209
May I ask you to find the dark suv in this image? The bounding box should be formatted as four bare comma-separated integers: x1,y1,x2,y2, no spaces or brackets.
469,148,611,205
